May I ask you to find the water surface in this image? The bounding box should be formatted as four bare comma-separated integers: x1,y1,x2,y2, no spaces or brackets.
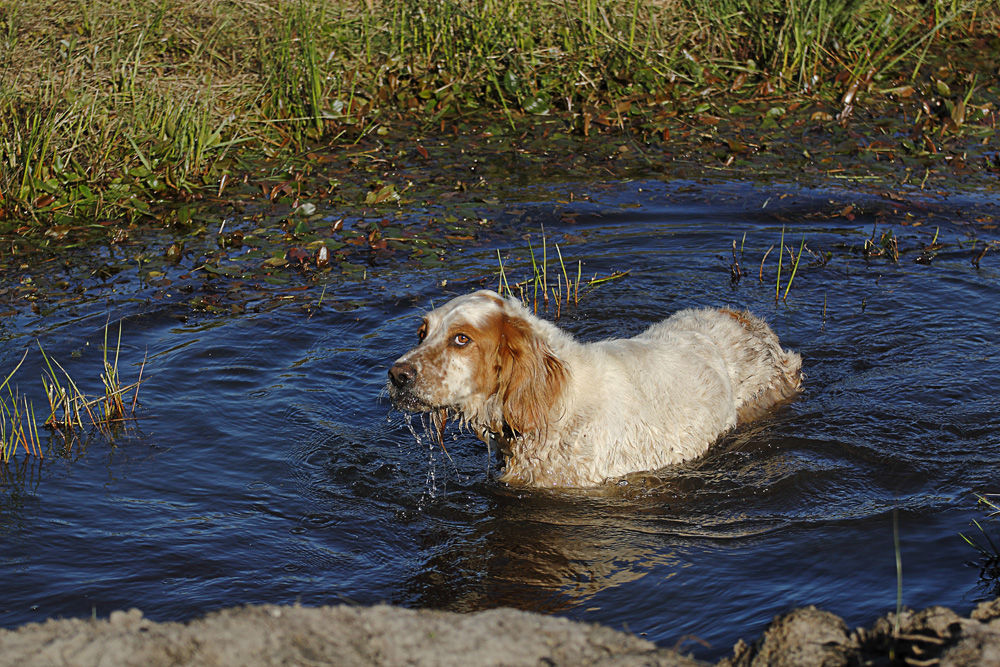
2,180,998,660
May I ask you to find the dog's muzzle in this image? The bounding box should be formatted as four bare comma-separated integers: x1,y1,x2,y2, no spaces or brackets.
388,361,416,390
388,361,430,412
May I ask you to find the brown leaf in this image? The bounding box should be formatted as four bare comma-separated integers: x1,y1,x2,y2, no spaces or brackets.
269,181,294,201
288,247,310,265
44,225,71,239
886,85,915,98
727,139,749,154
951,101,966,126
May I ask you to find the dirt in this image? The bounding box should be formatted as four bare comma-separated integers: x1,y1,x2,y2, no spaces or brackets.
2,597,999,667
721,597,1000,667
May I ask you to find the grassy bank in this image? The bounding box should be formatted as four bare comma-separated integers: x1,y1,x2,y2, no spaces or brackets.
1,0,997,231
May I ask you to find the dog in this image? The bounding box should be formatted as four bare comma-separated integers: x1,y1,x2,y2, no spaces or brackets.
387,290,802,488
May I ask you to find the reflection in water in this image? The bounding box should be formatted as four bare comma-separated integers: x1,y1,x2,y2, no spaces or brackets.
403,490,672,613
0,456,43,536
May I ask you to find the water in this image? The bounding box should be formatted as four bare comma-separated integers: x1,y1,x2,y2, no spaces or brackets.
2,180,998,660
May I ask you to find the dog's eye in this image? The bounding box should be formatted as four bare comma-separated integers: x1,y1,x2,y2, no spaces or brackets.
417,323,427,341
452,333,471,347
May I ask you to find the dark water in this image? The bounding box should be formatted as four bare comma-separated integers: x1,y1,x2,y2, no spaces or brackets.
2,180,998,660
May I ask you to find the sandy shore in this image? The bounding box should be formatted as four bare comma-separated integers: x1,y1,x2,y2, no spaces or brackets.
2,597,998,666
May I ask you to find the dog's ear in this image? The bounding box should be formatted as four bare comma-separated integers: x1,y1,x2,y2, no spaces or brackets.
497,314,566,434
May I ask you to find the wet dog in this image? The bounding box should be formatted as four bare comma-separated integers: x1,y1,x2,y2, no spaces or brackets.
388,290,801,487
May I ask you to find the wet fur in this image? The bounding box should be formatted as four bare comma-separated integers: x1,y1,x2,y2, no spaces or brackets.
388,290,802,488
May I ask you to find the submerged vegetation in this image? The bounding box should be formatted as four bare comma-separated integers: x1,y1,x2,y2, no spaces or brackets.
0,0,998,231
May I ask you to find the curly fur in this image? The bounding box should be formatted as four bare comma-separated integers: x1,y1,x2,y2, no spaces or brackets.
387,290,802,488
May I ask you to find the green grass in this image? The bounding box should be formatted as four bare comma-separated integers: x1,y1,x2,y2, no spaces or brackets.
962,494,1000,596
0,350,43,463
497,229,629,316
0,0,997,230
0,323,145,462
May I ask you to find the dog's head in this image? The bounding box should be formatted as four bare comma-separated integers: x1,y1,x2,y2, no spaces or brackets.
387,290,566,434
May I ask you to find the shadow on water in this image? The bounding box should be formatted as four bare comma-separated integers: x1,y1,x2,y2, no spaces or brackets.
1,180,999,660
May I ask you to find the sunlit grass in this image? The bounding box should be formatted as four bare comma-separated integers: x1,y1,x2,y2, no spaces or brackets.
0,322,145,463
962,494,1000,596
0,0,997,229
497,229,629,317
0,351,43,463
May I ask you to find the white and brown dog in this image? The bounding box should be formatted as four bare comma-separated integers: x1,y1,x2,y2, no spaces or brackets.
388,290,801,488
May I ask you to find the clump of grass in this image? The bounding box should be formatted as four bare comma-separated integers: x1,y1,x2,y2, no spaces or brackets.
961,494,1000,596
1,351,44,464
781,235,807,301
864,226,901,261
0,322,145,462
497,229,629,317
40,322,145,434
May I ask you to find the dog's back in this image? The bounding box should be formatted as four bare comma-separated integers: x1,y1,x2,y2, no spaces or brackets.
643,308,802,424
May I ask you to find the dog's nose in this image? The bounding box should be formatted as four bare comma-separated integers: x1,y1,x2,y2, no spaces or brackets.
389,361,417,388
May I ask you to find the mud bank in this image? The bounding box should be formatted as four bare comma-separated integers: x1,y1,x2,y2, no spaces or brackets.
2,598,999,667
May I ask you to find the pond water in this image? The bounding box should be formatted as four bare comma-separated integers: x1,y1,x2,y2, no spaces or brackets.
2,180,999,660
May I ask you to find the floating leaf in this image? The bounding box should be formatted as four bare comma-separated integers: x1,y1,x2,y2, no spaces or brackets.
364,185,398,205
44,225,71,239
522,95,551,115
951,101,966,126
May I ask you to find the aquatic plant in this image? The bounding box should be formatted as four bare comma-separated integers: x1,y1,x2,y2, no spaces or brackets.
39,323,145,434
781,235,807,301
0,351,43,464
961,494,1000,597
770,227,809,301
0,322,145,463
497,229,628,317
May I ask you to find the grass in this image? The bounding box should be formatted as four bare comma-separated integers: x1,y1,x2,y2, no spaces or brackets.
730,229,812,299
497,229,629,317
0,322,145,463
0,0,997,231
961,494,1000,596
0,350,43,463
